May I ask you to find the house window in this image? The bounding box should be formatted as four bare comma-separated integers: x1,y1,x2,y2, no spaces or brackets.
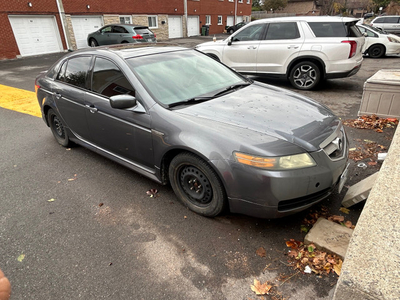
247,0,250,3
228,0,233,2
218,16,223,25
119,16,132,24
148,15,158,28
238,0,243,3
206,15,211,25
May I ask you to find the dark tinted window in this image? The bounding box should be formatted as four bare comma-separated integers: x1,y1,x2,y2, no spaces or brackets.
373,18,384,23
384,17,400,23
57,56,91,88
308,22,347,37
233,24,265,41
113,26,128,33
265,22,300,40
91,57,135,97
347,24,363,37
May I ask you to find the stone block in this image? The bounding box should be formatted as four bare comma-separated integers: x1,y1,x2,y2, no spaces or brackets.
342,172,379,208
304,218,353,259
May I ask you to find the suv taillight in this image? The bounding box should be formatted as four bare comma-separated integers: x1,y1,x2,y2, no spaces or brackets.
342,40,357,58
132,34,143,40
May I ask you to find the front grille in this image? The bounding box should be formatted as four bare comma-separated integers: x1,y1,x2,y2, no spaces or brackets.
320,125,347,161
277,188,331,212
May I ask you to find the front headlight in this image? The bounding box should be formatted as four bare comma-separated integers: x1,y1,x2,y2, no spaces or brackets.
234,152,316,170
387,36,400,43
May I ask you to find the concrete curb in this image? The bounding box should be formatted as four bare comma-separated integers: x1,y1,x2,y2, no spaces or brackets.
333,125,400,299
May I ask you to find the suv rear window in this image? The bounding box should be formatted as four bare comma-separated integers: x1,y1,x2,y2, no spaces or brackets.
308,22,362,37
134,28,153,35
384,17,400,23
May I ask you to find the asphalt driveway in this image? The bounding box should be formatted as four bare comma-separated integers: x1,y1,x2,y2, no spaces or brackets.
0,37,398,300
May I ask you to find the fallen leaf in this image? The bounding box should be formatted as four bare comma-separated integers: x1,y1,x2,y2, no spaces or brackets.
368,161,377,166
146,189,158,197
334,260,343,276
99,203,104,207
68,178,76,181
17,254,25,262
66,148,71,151
375,129,383,133
300,225,309,233
345,221,353,228
286,239,302,249
329,215,344,222
251,279,272,295
256,247,266,257
47,198,55,202
308,245,315,253
339,207,350,214
184,216,187,219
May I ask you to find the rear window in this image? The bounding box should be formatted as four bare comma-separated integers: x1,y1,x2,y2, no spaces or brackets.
134,28,153,35
384,17,400,23
308,22,362,37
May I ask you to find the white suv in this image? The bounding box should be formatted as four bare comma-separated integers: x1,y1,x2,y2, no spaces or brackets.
195,16,365,90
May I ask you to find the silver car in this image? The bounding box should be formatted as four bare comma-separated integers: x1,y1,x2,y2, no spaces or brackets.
35,45,348,219
87,24,156,47
370,15,400,35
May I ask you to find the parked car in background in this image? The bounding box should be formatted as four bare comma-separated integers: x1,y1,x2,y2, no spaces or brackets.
357,23,400,58
35,44,349,219
196,16,364,90
370,15,400,35
87,24,156,47
226,22,247,34
363,12,374,19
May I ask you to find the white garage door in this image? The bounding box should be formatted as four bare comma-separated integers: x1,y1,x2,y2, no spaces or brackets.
168,16,183,39
187,16,199,37
227,16,234,27
236,16,243,23
8,15,63,57
71,16,103,49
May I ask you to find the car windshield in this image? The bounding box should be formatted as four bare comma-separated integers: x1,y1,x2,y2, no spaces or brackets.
363,24,385,34
127,50,247,106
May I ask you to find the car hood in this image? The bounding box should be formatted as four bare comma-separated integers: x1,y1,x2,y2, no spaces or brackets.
196,40,226,48
176,82,339,152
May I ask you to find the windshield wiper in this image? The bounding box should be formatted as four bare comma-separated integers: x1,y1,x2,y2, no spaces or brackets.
168,82,252,108
168,96,214,108
211,82,252,98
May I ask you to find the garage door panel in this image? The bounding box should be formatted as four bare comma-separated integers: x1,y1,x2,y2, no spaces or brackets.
71,16,103,49
188,16,199,37
168,16,183,38
9,16,63,57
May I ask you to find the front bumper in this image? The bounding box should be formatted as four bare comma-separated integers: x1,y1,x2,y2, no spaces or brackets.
218,128,348,219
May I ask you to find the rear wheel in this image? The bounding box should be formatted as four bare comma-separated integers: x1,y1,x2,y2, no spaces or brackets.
229,29,234,34
47,109,70,147
89,39,98,47
368,44,385,58
169,153,226,217
289,61,321,90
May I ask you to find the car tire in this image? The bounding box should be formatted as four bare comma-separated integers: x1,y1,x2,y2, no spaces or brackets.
368,44,385,58
289,61,321,90
89,39,98,47
169,152,226,217
47,109,71,147
229,29,234,34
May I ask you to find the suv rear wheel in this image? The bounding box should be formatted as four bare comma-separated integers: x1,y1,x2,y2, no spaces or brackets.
289,61,321,90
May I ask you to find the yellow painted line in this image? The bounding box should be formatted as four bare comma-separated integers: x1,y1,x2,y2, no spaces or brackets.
0,84,41,117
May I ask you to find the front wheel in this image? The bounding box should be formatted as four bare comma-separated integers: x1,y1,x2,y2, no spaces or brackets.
289,61,321,90
229,29,234,34
169,153,226,217
368,44,385,58
47,109,71,147
89,39,98,47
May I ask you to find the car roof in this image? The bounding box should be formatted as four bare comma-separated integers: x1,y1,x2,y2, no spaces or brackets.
103,24,149,28
66,44,187,60
251,16,359,24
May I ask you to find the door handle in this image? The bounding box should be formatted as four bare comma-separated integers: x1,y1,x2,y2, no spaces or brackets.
54,93,61,99
287,45,299,49
247,46,257,49
85,104,98,113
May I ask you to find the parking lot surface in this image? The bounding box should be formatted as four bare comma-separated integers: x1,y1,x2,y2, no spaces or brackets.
0,37,398,299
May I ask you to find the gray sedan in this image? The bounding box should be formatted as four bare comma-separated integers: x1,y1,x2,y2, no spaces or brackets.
35,45,348,218
87,24,156,47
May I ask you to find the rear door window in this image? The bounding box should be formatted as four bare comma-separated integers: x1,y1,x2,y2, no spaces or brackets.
113,26,128,33
384,17,400,23
57,56,92,89
265,22,300,40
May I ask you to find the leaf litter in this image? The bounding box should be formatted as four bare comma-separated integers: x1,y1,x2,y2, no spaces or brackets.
343,115,398,132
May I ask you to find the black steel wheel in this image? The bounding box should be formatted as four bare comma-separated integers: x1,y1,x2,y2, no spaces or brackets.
169,153,226,217
289,61,321,90
47,109,70,147
368,44,385,58
229,29,234,34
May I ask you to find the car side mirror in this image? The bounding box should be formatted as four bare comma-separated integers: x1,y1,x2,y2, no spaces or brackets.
363,32,368,37
110,94,137,109
227,37,232,46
